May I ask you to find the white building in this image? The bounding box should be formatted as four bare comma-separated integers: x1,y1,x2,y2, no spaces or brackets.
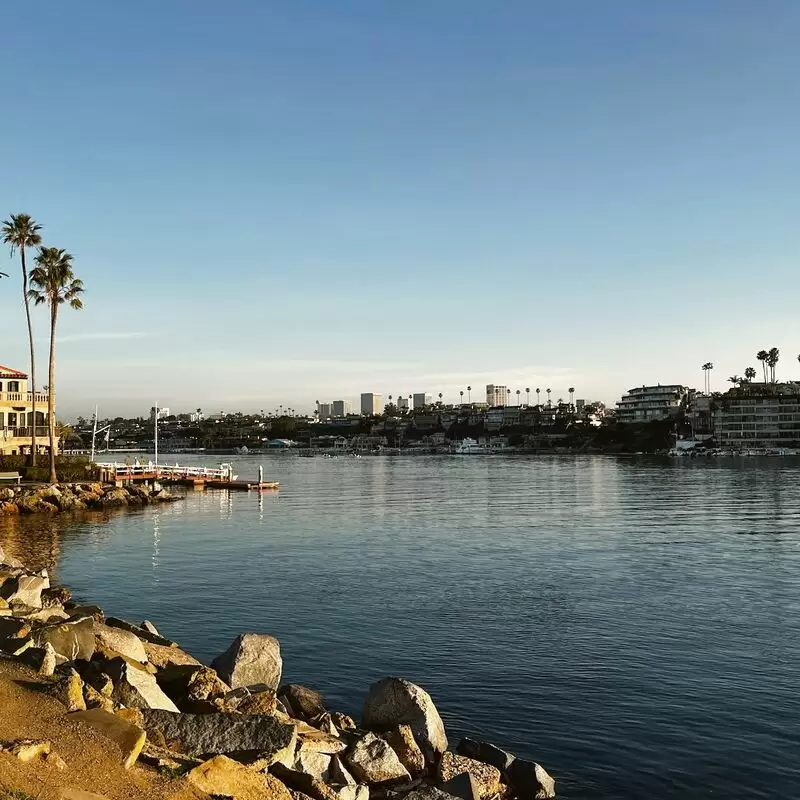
150,406,171,420
413,393,433,410
616,385,688,423
331,400,352,417
486,384,509,407
360,393,383,416
189,410,204,423
318,403,332,420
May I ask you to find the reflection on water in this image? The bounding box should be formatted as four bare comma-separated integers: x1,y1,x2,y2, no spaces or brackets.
3,454,800,799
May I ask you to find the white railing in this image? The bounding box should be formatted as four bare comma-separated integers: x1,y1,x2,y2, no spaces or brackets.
0,391,50,404
95,461,236,481
1,426,51,440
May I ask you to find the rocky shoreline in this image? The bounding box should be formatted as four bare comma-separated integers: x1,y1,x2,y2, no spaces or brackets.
0,481,179,515
0,545,556,800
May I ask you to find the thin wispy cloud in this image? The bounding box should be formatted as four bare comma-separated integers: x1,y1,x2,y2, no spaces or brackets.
42,332,148,344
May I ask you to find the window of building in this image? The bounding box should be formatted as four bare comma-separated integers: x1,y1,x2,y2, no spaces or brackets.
7,381,19,392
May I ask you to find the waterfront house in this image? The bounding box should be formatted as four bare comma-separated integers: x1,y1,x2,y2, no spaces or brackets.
616,384,688,423
0,364,52,456
714,383,800,450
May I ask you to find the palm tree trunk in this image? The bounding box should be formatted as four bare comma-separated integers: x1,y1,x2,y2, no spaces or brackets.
48,306,57,484
21,247,36,466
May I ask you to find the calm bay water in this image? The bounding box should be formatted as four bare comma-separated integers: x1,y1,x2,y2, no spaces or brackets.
3,454,800,798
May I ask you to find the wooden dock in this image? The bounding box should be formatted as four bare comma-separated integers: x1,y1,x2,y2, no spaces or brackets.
95,462,279,492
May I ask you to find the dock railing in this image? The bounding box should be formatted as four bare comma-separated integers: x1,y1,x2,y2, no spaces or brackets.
95,462,235,481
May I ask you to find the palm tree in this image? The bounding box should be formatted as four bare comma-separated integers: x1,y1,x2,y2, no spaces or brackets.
757,350,768,383
438,392,443,407
2,214,43,464
744,367,756,383
460,390,464,404
28,247,84,483
767,347,780,382
467,385,472,404
525,387,530,406
728,375,741,387
516,389,521,405
506,388,511,407
701,362,714,394
546,388,551,407
536,388,540,407
568,387,575,407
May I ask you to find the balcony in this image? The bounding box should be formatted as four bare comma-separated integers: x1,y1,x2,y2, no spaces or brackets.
1,426,51,440
0,391,50,404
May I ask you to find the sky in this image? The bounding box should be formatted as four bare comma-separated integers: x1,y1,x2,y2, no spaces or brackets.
2,1,800,419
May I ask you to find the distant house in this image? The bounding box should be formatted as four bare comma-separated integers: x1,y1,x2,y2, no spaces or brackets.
616,385,688,423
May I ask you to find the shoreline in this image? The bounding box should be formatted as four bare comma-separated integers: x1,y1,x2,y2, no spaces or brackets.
0,544,556,800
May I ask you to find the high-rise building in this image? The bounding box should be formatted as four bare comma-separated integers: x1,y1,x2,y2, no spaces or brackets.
486,384,508,407
413,393,433,409
318,403,332,420
397,397,410,412
360,393,383,416
331,400,352,417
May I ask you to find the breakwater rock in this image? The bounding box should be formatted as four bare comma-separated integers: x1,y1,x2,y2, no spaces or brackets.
0,546,556,799
0,481,178,515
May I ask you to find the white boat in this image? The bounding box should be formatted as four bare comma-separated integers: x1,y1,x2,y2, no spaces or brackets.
454,437,488,454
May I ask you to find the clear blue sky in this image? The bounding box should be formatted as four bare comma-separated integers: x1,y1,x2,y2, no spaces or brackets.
2,1,799,418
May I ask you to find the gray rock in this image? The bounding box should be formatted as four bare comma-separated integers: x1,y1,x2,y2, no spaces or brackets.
141,619,161,637
383,725,425,778
1,575,49,608
403,788,462,800
281,684,327,720
105,657,179,712
295,748,332,780
508,759,556,800
33,616,95,662
456,738,514,774
270,763,339,800
94,622,148,663
155,664,230,713
362,677,448,761
211,632,282,690
344,731,410,785
141,709,297,761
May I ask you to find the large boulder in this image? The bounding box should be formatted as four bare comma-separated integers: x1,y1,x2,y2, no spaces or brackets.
94,622,148,664
70,708,147,769
212,633,282,690
106,616,178,648
437,752,501,800
140,709,297,762
106,657,180,712
188,755,294,800
33,617,95,661
508,759,556,800
142,640,201,670
270,764,339,800
344,731,410,785
98,487,130,508
362,678,447,760
49,667,87,712
456,739,514,774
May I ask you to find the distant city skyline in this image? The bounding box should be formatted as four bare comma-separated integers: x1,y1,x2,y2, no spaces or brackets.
3,2,800,418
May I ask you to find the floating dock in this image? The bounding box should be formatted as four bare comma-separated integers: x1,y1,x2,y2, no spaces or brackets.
95,462,279,492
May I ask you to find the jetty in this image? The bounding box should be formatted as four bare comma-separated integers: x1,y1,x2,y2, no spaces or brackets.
94,461,280,491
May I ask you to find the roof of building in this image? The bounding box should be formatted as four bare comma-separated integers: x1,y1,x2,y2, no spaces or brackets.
0,364,27,379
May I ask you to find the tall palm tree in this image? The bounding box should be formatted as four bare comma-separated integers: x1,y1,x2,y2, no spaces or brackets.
467,385,472,404
516,389,521,405
536,387,540,407
767,347,780,382
438,392,443,406
28,247,84,483
744,367,756,388
757,350,768,383
506,388,511,407
546,388,551,407
2,214,43,464
568,387,575,407
460,390,464,404
701,362,714,394
525,387,530,407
